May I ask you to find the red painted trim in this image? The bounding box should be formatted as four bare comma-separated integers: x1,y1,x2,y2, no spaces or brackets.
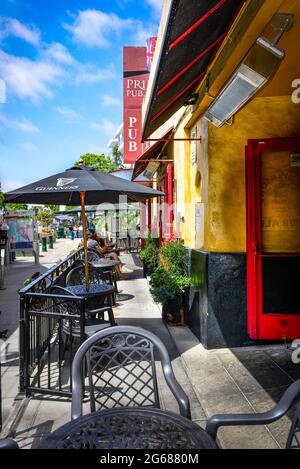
158,34,225,96
246,142,260,339
145,138,202,142
147,199,152,232
167,163,174,240
149,72,205,124
246,138,300,341
169,0,229,51
137,160,173,163
132,180,158,183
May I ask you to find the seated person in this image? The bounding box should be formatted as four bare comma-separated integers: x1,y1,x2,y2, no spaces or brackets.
87,229,123,277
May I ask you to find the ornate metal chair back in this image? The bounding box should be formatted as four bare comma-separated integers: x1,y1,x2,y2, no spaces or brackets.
85,249,103,262
71,326,191,420
49,285,82,337
66,265,106,287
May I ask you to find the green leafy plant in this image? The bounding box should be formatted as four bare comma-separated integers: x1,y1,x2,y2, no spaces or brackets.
23,278,32,287
139,234,159,272
150,266,190,305
161,239,186,273
0,191,4,209
149,239,190,307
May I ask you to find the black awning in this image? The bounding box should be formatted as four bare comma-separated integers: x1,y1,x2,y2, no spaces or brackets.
142,0,245,140
132,129,173,180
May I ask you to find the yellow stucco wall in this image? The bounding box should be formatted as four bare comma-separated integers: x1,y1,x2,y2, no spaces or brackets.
173,116,209,249
174,95,300,252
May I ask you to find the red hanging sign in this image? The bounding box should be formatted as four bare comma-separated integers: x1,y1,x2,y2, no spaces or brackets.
123,47,149,164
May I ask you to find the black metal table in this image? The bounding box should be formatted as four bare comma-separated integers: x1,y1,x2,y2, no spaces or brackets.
39,407,218,449
66,283,115,298
91,261,120,298
66,283,115,308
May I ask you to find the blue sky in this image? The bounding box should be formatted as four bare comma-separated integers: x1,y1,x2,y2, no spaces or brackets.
0,0,162,192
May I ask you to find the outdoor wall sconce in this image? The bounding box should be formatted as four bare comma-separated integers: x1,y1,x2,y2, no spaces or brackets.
204,13,294,128
184,93,199,106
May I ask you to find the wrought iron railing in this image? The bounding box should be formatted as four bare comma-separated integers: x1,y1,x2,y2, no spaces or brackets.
18,248,86,398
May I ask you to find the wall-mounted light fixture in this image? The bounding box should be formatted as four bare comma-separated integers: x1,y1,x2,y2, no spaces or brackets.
184,93,199,107
204,13,293,128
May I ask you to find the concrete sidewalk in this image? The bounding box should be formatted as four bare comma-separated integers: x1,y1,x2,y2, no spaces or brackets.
169,326,300,449
1,249,299,449
0,238,80,431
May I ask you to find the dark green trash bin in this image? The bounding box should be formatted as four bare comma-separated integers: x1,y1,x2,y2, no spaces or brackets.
57,227,64,239
42,237,47,252
48,235,54,249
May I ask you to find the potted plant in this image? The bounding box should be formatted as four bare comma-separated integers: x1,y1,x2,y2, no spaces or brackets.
149,239,190,325
139,233,159,278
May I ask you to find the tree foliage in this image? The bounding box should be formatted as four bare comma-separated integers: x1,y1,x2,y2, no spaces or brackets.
112,144,124,169
44,204,60,213
75,153,118,173
37,209,54,226
0,191,4,209
5,203,28,211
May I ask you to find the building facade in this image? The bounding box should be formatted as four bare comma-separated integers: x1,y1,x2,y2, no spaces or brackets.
140,0,300,348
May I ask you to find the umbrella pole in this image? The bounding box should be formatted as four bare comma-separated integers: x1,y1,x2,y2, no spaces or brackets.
80,191,89,291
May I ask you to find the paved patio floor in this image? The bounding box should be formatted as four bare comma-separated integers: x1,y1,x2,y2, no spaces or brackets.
1,247,299,449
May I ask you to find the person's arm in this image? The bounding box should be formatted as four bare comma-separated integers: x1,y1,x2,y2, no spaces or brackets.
96,245,107,254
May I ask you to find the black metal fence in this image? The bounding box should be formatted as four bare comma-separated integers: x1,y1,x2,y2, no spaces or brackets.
19,249,86,398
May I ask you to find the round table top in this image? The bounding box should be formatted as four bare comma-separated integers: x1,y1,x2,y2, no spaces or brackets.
66,283,115,298
39,407,217,450
92,260,120,269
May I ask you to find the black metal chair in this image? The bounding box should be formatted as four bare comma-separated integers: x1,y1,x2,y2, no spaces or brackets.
206,379,300,449
71,325,191,420
84,249,103,262
0,439,19,449
49,285,116,340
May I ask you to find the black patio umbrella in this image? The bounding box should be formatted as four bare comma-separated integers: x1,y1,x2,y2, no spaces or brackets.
5,165,164,289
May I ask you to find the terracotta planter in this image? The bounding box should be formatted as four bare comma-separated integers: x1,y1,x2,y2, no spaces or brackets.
162,296,185,325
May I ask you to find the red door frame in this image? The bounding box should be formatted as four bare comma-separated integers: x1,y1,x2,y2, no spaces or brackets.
246,138,300,340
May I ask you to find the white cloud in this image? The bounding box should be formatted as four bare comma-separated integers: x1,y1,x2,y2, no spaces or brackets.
64,9,146,48
133,21,158,45
0,114,39,133
91,120,117,136
0,16,117,102
56,106,82,121
0,50,64,101
0,17,41,46
75,65,115,85
102,95,121,107
42,42,77,66
17,142,38,151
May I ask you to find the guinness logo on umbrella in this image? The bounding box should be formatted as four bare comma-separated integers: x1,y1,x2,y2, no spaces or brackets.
57,178,77,187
